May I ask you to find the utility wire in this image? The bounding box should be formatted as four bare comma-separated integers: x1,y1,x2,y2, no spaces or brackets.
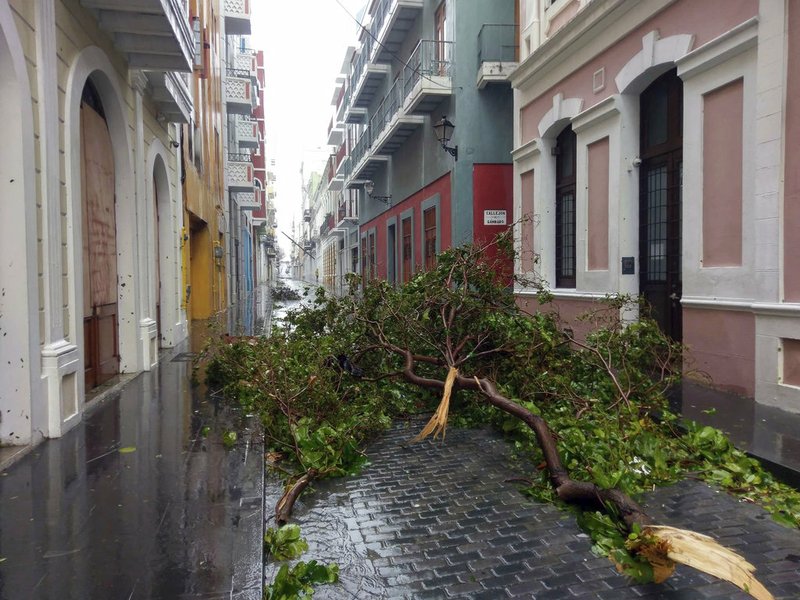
332,0,452,90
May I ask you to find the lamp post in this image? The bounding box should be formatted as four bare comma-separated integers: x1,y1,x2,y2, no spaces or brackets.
364,180,391,204
433,115,458,160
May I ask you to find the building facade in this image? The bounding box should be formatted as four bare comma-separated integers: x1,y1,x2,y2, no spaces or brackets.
0,0,194,447
318,0,519,292
511,0,800,412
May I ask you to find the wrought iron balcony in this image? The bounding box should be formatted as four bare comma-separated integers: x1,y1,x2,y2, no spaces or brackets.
227,153,253,193
225,70,254,115
303,209,311,223
370,75,423,155
223,0,251,36
477,24,519,89
369,0,423,63
350,44,389,109
146,71,192,123
403,40,454,113
85,0,193,72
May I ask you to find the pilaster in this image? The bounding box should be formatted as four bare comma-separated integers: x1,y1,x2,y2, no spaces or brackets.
37,0,79,437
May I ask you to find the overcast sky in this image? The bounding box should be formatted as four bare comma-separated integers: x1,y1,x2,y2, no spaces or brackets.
251,0,365,257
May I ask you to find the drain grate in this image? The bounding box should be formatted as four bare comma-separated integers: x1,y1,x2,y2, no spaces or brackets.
171,352,197,363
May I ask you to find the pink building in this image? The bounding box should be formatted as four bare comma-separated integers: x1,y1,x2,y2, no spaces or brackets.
512,0,800,412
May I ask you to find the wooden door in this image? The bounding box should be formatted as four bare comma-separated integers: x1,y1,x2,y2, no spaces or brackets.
424,207,437,271
81,99,119,389
639,70,683,342
402,217,412,282
153,180,162,346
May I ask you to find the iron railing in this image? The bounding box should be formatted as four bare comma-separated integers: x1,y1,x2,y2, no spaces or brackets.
403,40,453,98
228,152,252,163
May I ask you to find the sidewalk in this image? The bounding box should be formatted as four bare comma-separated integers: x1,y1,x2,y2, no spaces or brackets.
0,287,271,600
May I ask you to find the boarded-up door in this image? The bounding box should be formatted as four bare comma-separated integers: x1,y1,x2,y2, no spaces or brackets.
154,180,161,345
81,100,119,389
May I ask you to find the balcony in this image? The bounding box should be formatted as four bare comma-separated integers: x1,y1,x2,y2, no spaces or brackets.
320,213,335,237
403,40,454,113
236,117,258,149
225,70,254,115
477,24,519,89
234,50,256,77
303,209,311,223
227,153,253,193
370,76,423,155
350,45,389,109
369,0,423,63
336,194,358,227
146,71,192,122
223,0,251,36
348,125,389,186
85,0,193,72
236,189,262,211
327,117,344,146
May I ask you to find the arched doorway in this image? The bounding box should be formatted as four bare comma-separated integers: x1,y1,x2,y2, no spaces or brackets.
81,80,120,389
0,7,37,445
152,156,170,348
639,69,683,341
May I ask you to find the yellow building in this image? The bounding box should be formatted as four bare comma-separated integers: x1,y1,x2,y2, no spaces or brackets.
182,0,228,321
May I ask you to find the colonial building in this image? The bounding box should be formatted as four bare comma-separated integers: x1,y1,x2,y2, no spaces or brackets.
0,0,194,448
511,0,799,412
318,0,519,291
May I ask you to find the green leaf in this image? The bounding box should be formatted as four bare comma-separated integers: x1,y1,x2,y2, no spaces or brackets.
118,447,136,454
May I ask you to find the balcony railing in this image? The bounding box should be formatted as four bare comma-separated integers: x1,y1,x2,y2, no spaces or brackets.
478,24,518,63
368,0,423,62
369,76,405,143
227,153,253,192
223,0,251,36
225,72,253,115
236,117,258,149
320,213,335,237
477,24,519,88
404,40,453,96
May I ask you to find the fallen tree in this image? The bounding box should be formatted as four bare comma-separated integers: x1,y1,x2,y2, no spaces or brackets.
204,239,799,598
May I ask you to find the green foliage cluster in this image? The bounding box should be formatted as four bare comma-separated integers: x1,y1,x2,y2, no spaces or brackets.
265,561,339,600
264,524,308,561
204,286,423,485
204,243,800,585
263,524,338,599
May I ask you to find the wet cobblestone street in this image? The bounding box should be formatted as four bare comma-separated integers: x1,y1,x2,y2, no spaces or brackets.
271,418,800,599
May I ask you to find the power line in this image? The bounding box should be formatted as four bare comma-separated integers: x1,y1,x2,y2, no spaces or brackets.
332,0,452,90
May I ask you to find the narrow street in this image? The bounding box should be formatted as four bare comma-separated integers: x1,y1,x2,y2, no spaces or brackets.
1,283,800,599
0,286,274,600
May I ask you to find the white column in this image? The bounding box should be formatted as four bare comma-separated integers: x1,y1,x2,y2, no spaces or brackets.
132,72,157,370
38,0,80,438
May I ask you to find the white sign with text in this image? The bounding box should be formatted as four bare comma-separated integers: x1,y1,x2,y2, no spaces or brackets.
483,210,507,225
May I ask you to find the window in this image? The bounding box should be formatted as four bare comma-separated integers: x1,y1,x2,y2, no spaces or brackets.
402,217,412,282
368,231,376,280
360,236,367,286
424,207,437,270
555,126,576,288
387,223,397,284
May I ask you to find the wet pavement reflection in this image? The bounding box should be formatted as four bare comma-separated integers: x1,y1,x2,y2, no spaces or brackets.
674,381,800,484
0,288,271,600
